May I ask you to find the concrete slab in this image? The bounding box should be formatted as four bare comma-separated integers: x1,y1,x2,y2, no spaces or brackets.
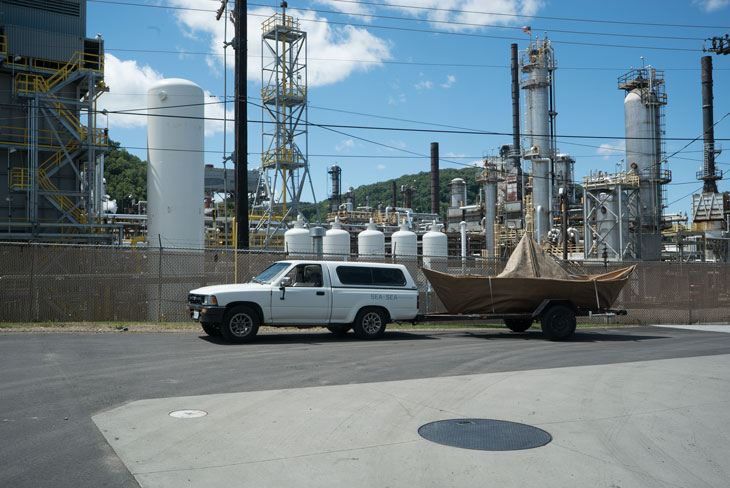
93,355,730,488
653,324,730,333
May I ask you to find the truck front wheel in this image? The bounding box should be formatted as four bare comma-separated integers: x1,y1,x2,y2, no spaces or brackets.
540,305,576,341
353,308,387,340
221,305,260,343
201,321,221,337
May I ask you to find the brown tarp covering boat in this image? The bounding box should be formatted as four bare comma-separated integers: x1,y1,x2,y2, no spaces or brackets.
422,235,635,314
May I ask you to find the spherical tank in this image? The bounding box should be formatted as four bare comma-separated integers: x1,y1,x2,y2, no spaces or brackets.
284,215,311,255
323,217,350,257
147,79,204,248
423,223,448,258
392,220,417,258
358,219,384,257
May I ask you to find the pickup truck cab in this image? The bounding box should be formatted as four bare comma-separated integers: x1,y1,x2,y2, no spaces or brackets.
187,260,419,343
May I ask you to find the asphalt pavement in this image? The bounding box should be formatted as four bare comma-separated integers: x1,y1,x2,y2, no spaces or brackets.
2,325,730,487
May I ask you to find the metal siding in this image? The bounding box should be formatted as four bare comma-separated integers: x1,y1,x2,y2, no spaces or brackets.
5,25,81,62
2,1,84,37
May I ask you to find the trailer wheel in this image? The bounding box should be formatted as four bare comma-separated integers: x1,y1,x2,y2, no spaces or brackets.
201,321,221,337
504,318,533,332
353,308,387,340
221,305,260,343
540,305,576,341
327,325,351,337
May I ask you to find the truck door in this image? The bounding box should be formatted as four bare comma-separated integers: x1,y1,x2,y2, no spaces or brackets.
271,264,331,324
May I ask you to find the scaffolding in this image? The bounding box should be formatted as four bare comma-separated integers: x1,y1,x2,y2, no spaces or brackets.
0,25,112,243
583,171,641,260
259,6,318,244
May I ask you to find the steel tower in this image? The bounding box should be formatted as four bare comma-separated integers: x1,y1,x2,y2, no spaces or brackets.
259,3,318,241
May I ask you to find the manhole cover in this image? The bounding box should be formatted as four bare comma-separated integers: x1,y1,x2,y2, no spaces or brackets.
418,419,551,451
169,409,207,419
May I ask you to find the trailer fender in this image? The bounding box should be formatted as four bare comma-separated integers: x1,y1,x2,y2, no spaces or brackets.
532,299,575,319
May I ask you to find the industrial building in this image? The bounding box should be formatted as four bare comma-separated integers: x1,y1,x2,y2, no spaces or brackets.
0,0,109,242
0,1,727,263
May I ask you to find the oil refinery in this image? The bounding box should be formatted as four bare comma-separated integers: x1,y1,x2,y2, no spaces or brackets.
0,0,727,263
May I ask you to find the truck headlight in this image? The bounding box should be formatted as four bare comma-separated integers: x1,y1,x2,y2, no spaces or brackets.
203,295,218,306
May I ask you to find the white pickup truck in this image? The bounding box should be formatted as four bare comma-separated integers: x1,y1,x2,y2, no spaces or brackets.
187,260,419,343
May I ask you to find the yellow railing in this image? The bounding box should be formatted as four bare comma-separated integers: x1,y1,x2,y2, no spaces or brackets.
262,147,302,167
261,83,306,102
0,34,6,57
262,13,300,34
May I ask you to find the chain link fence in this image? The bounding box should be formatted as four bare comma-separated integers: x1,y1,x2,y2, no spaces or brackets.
1,242,729,324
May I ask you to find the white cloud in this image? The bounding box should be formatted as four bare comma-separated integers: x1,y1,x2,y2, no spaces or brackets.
98,54,164,129
388,93,407,104
380,0,544,32
167,2,392,87
336,139,355,151
597,141,626,160
99,54,232,137
693,0,729,12
377,164,386,170
313,0,374,19
414,80,433,90
441,75,456,88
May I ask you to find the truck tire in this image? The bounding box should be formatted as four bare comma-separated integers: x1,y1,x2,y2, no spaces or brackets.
353,308,387,340
540,305,576,341
505,318,533,332
327,325,351,337
220,305,260,343
201,321,221,337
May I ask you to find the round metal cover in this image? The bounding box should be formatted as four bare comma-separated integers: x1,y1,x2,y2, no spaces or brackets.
418,419,551,451
169,409,207,419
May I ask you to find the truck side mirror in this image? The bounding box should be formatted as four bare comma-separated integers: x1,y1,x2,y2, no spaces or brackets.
280,277,292,288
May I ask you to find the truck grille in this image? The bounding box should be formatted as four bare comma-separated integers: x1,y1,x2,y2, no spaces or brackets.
188,294,204,305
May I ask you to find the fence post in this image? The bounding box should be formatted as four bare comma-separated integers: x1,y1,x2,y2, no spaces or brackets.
157,236,163,322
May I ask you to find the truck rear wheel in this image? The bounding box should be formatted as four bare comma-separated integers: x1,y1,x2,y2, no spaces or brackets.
504,318,532,332
221,305,260,343
540,305,576,341
353,308,387,340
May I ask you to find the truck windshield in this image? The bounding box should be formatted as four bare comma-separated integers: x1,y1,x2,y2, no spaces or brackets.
250,262,290,284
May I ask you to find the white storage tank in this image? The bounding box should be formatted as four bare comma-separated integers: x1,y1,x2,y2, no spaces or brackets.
147,79,204,248
423,222,447,268
358,218,384,257
324,217,350,257
391,219,417,259
449,178,467,208
284,215,311,255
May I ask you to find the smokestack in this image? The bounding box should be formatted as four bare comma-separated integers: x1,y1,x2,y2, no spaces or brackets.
701,56,719,194
430,142,440,215
510,43,521,170
392,180,397,208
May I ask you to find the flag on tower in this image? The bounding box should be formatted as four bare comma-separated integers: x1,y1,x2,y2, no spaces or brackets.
522,26,532,35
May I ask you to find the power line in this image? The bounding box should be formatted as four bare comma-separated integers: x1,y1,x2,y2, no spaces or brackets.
327,0,730,30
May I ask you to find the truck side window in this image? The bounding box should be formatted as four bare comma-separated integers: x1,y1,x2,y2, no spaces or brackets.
372,268,406,286
288,264,323,287
336,266,372,285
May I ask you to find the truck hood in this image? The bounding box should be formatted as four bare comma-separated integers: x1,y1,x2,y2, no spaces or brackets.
190,282,268,295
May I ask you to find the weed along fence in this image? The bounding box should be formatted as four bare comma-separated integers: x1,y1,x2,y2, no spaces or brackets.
1,242,729,324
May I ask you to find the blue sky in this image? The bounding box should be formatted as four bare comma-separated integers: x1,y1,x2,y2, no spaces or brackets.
88,0,730,217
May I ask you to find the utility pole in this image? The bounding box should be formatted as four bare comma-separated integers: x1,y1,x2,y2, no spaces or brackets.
233,0,249,249
704,34,730,55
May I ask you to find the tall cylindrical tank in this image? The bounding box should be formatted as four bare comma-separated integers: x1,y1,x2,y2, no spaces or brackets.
484,173,497,258
554,154,575,202
324,217,350,257
284,215,311,255
595,192,627,259
449,178,467,208
392,219,417,259
358,218,384,257
625,88,661,228
532,158,551,243
147,79,204,248
423,222,447,269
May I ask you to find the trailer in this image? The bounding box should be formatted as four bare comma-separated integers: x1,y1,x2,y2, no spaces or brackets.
416,299,627,341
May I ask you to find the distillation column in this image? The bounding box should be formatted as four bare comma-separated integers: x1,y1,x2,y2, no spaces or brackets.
521,38,556,243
